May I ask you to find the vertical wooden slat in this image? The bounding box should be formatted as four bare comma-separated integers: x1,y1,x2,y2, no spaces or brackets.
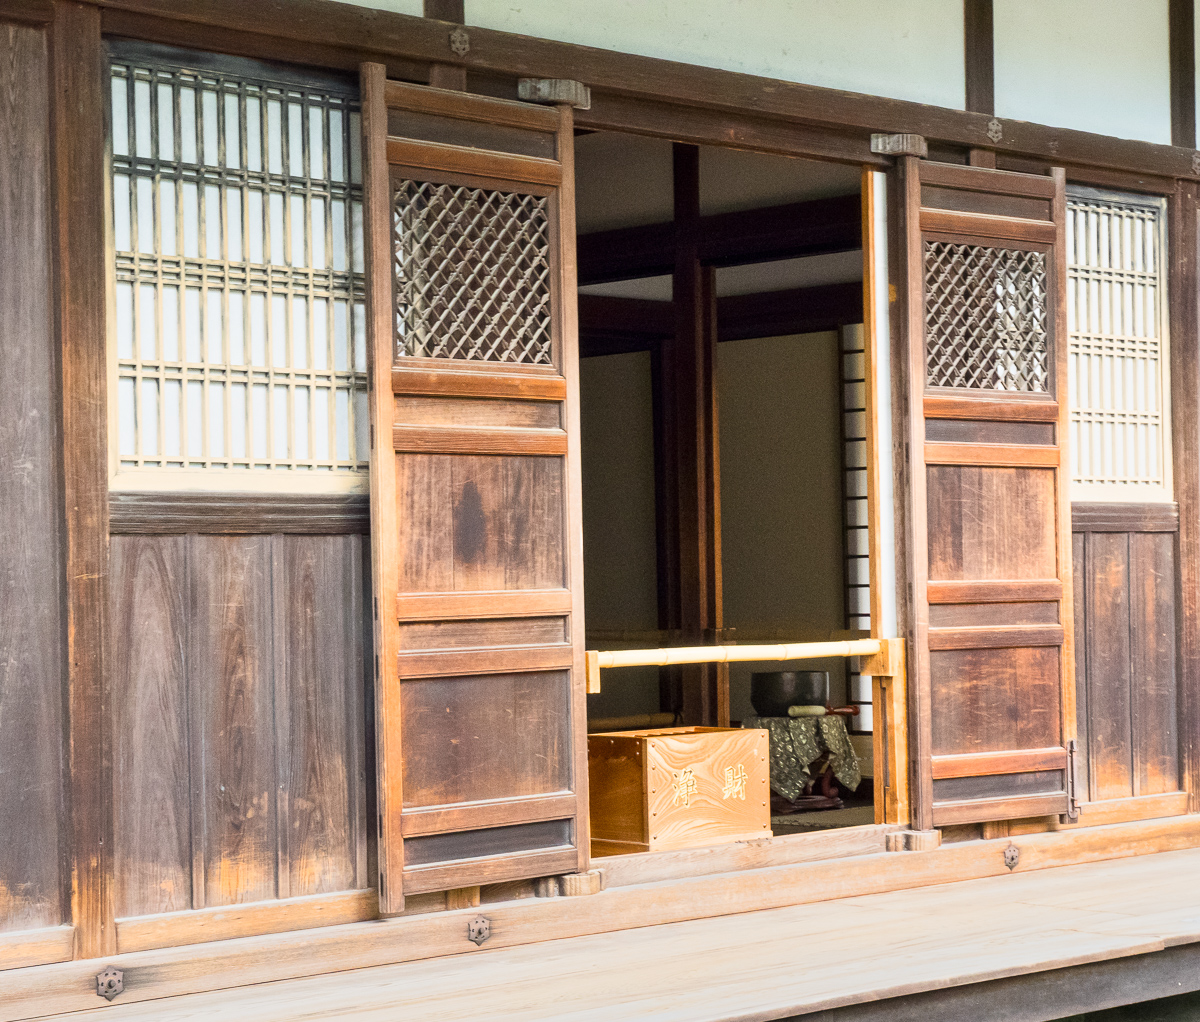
1130,532,1180,797
1170,0,1196,149
361,61,405,913
1169,182,1200,813
50,0,114,959
110,536,192,919
1051,168,1078,769
963,0,994,116
556,100,591,873
861,168,885,643
1086,532,1134,801
272,535,362,898
896,154,932,832
1072,531,1090,801
0,19,69,936
190,536,278,909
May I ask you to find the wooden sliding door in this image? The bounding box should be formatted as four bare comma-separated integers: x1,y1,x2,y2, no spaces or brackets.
361,66,587,910
900,159,1077,828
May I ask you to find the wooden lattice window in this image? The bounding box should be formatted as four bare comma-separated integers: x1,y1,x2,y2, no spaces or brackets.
392,180,553,364
1066,187,1171,501
925,242,1049,392
107,42,369,491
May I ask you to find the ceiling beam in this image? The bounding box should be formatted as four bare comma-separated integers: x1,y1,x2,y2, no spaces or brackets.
578,193,861,285
578,280,863,356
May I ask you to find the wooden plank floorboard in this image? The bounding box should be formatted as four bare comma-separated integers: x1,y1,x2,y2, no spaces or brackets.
37,846,1200,1022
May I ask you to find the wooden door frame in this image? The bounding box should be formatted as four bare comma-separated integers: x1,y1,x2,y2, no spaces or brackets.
12,0,1200,970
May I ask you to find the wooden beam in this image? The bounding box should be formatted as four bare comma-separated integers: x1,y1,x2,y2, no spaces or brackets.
423,0,465,90
1170,0,1196,149
578,193,861,285
656,143,726,727
50,0,115,961
578,282,864,356
963,0,994,116
7,815,1200,1019
89,0,1200,180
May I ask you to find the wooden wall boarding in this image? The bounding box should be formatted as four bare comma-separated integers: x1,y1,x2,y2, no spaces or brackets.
900,159,1077,828
361,65,588,911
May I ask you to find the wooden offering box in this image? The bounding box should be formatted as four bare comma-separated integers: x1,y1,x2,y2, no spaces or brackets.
588,727,770,856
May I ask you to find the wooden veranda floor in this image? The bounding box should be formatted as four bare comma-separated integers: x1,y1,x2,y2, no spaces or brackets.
40,844,1200,1022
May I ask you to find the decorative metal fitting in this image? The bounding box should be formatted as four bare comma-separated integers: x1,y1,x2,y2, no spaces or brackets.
96,966,124,1001
1004,844,1020,871
467,915,491,945
870,133,928,158
517,78,592,110
987,118,1004,144
449,26,470,57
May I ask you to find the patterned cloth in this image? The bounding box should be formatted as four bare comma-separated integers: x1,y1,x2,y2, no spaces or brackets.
742,715,861,801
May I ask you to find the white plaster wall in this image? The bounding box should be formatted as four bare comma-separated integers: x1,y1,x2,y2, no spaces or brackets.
337,0,422,15
994,0,1171,144
718,332,848,718
466,0,966,109
580,351,661,719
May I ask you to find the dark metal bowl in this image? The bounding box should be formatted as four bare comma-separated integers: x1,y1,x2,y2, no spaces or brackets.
750,670,829,717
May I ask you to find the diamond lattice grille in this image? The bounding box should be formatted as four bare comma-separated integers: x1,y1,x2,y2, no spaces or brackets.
393,180,553,364
925,242,1049,392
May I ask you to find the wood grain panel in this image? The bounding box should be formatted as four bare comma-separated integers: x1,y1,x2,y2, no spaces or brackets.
929,646,1061,757
190,536,279,908
928,602,1058,628
931,747,1067,780
923,395,1058,421
0,20,66,935
927,466,1057,581
1084,532,1134,801
927,579,1062,603
272,536,366,899
924,442,1058,467
1129,533,1178,797
397,454,565,593
392,425,567,456
400,671,570,808
1072,531,1090,810
110,536,192,918
398,617,568,651
394,395,560,430
920,208,1057,244
392,367,566,401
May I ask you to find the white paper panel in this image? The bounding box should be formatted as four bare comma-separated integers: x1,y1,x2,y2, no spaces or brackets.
109,50,368,489
1067,188,1171,501
995,0,1170,144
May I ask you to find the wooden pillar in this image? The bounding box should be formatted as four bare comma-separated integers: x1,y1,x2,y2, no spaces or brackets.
1170,0,1196,149
50,0,115,958
657,143,726,726
424,0,467,91
1169,182,1200,811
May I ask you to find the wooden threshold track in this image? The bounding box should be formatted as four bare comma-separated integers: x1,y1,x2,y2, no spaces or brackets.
5,815,1200,1020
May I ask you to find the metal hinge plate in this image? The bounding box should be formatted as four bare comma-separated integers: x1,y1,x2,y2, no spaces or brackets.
1064,739,1081,822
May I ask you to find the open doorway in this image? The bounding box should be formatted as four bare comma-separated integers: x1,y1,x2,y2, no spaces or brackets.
574,133,877,840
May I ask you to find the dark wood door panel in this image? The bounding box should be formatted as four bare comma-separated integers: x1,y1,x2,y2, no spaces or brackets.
927,465,1057,581
109,534,370,919
0,19,68,937
904,158,1074,828
930,646,1062,757
396,453,566,593
1073,525,1181,804
400,671,571,808
364,69,587,906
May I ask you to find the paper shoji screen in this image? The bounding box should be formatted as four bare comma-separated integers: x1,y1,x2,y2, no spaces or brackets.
1066,188,1171,502
108,45,368,491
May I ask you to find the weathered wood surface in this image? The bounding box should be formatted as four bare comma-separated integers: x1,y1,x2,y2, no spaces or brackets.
0,20,67,938
27,835,1200,1022
1072,528,1181,802
109,535,370,929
